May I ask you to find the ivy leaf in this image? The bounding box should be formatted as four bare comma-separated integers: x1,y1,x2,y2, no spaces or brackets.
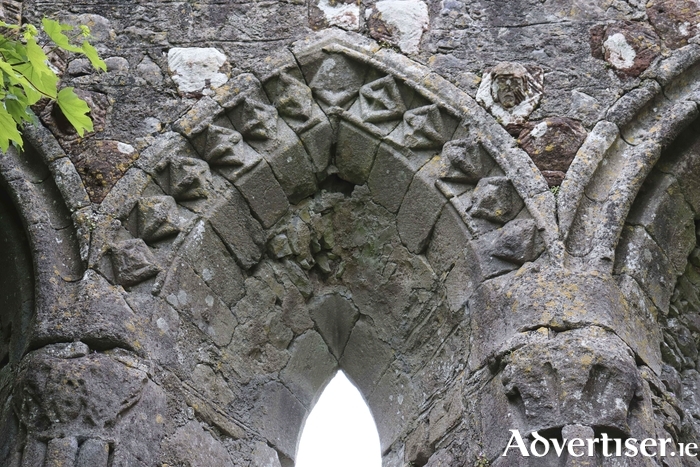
41,18,82,53
56,87,93,136
80,40,106,72
0,104,23,151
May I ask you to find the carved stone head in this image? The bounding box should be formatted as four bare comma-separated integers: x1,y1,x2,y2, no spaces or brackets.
476,62,543,129
491,62,529,109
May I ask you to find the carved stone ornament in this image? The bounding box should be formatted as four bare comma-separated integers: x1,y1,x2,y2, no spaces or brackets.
476,62,544,129
359,75,406,123
165,157,211,200
14,24,700,467
110,238,161,286
402,104,445,149
239,99,279,140
274,73,314,123
135,195,180,243
441,139,493,184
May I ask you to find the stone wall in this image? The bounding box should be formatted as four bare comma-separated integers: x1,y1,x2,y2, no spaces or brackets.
0,1,699,466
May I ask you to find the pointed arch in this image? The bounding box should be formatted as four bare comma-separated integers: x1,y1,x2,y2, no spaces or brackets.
562,42,700,270
81,30,561,464
296,370,381,467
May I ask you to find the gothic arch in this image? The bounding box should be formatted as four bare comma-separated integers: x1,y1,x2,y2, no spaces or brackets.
562,40,700,270
0,133,85,466
5,25,700,467
72,29,559,464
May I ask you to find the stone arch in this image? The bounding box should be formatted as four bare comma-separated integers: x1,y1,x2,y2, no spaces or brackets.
79,30,558,465
0,133,87,466
562,41,700,270
11,25,700,467
555,39,700,453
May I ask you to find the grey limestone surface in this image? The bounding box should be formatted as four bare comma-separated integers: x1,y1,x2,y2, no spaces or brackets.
1,1,700,466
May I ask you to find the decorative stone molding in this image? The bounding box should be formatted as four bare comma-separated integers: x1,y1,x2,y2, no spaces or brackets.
3,24,700,467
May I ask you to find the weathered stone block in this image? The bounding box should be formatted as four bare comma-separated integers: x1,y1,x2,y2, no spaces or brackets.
162,421,233,467
469,176,524,224
335,120,381,185
233,160,289,229
426,204,471,274
236,116,317,203
590,21,661,78
208,190,265,270
76,439,109,467
299,119,333,173
45,437,78,467
397,157,448,254
133,195,180,244
405,422,432,466
20,438,46,467
627,171,695,275
280,331,337,408
190,364,235,407
110,238,160,287
468,265,663,373
340,319,394,397
441,139,494,184
517,117,587,187
254,382,306,460
501,327,642,434
614,225,676,312
264,131,318,203
367,143,415,213
162,157,211,201
302,52,366,109
490,219,542,264
251,441,283,467
427,385,464,446
308,293,359,359
367,369,417,452
181,221,246,307
162,260,237,347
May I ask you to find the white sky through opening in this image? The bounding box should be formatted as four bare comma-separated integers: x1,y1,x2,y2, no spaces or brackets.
296,371,382,467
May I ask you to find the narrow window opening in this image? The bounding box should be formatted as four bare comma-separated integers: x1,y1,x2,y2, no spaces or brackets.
296,371,381,467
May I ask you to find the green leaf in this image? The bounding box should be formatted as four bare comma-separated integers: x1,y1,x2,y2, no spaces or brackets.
56,87,93,136
6,99,31,125
41,18,82,53
0,59,38,103
23,24,38,38
0,39,24,62
0,103,23,152
80,40,106,72
14,61,58,99
25,38,52,76
5,86,32,125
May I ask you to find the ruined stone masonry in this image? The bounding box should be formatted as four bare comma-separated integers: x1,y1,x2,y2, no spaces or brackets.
2,0,700,466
